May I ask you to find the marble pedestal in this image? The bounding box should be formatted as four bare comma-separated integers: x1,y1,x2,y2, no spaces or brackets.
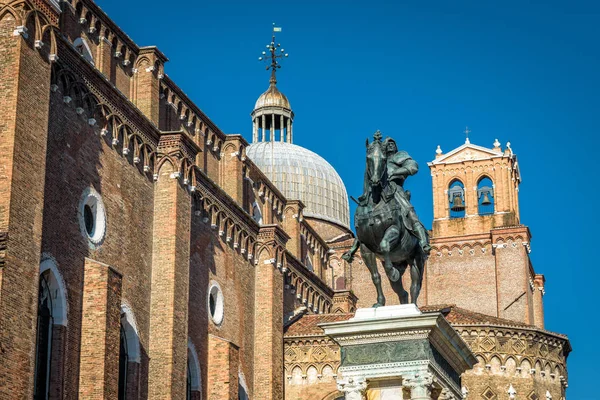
320,305,476,400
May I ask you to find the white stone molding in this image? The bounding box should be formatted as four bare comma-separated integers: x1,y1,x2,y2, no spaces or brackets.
336,376,367,400
403,371,434,400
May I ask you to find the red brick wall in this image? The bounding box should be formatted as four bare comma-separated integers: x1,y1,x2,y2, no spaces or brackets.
0,13,51,398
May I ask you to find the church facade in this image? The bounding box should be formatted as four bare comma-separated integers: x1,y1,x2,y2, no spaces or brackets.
0,1,569,399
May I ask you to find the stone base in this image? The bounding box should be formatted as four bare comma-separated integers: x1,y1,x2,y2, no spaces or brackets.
320,306,475,400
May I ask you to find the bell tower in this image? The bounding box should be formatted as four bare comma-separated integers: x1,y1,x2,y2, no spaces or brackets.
424,135,545,328
428,137,521,237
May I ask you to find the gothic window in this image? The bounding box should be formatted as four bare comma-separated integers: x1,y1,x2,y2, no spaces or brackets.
305,256,314,272
448,180,466,218
118,324,128,400
252,202,263,224
34,272,53,400
187,340,201,399
119,305,141,400
34,260,67,400
73,38,94,64
477,176,495,215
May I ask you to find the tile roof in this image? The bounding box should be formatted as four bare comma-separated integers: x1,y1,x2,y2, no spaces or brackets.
284,313,353,337
283,304,561,338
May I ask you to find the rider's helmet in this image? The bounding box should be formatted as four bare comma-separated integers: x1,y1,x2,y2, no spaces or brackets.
383,137,398,156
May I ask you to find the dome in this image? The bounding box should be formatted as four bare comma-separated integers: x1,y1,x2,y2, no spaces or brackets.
254,83,291,110
246,142,350,228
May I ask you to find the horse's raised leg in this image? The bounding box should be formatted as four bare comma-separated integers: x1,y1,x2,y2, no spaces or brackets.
409,251,426,304
360,243,386,308
390,261,409,304
380,225,400,282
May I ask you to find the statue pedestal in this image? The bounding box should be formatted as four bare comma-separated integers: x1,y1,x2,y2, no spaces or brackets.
320,305,476,400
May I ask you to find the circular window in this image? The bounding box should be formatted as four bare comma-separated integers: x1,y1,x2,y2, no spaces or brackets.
207,282,224,326
78,187,106,248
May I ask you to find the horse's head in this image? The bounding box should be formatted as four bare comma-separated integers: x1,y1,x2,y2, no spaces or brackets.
366,139,386,189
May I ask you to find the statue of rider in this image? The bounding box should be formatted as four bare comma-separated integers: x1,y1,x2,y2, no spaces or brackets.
382,137,431,255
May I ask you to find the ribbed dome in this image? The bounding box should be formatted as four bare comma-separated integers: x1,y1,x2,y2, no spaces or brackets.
246,142,350,228
254,83,291,109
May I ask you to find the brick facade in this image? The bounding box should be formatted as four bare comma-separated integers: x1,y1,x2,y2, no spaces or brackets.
0,1,569,400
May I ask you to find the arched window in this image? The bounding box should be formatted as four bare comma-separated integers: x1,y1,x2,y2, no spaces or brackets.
252,202,263,225
119,305,141,400
305,256,314,273
34,259,67,400
34,272,53,400
238,371,249,400
118,325,128,400
448,180,466,219
73,38,94,64
477,176,495,215
187,340,201,400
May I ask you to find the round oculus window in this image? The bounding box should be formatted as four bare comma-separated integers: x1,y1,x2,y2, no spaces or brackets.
208,282,224,326
78,187,106,248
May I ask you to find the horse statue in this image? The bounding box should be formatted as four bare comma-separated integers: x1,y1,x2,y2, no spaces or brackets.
342,133,429,307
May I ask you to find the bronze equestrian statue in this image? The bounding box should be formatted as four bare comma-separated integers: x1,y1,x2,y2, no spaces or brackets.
342,131,430,307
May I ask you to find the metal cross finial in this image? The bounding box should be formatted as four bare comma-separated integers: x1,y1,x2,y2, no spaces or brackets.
464,126,471,144
373,130,383,142
257,23,289,85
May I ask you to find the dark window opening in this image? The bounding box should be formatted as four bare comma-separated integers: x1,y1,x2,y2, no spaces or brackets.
34,273,53,400
477,177,495,215
118,325,128,400
84,204,94,235
209,293,216,317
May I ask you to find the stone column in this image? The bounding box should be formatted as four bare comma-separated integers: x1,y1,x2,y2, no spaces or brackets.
288,118,293,143
261,115,266,141
337,377,367,400
403,372,434,400
271,113,275,141
280,115,284,142
252,118,258,143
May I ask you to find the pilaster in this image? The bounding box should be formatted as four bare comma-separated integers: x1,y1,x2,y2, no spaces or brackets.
282,200,305,259
253,224,289,399
148,133,194,399
133,46,168,125
220,134,248,206
78,259,123,399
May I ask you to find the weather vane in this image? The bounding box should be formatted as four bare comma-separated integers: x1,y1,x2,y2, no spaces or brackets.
258,23,289,84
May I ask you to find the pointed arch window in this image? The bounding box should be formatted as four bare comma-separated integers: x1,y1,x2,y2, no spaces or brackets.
73,38,94,65
477,176,495,215
448,180,466,219
187,340,201,399
34,261,68,400
252,201,263,225
118,325,128,400
34,272,53,400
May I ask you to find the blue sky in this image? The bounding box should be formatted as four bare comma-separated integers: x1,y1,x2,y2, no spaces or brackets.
98,0,598,396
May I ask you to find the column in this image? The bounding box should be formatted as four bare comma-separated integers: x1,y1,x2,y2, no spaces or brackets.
78,259,123,399
337,377,367,400
287,118,292,143
403,372,434,400
271,113,275,141
261,115,266,141
280,115,284,142
289,119,293,143
252,118,258,143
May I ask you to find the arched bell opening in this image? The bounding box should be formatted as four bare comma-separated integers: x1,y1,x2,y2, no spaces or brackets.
477,176,495,215
448,179,466,219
